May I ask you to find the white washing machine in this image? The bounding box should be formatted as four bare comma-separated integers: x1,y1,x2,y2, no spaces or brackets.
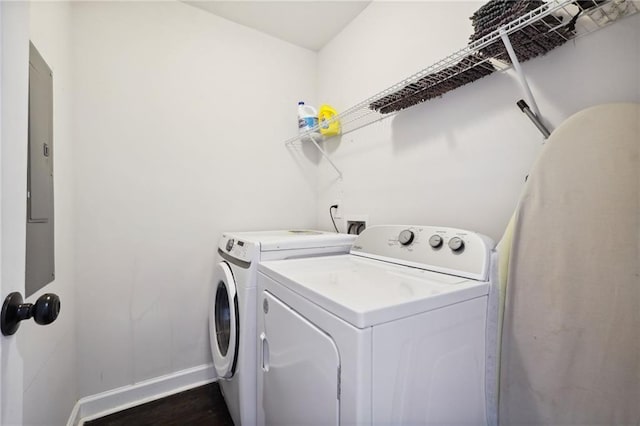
257,225,498,426
210,230,357,426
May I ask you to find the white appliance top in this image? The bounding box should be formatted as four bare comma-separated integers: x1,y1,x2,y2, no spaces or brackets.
258,225,495,328
219,230,356,264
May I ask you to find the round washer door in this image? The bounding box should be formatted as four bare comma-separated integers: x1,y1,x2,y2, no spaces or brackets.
209,261,239,379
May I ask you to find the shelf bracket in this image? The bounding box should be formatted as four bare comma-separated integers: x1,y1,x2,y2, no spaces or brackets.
309,135,343,179
499,28,543,118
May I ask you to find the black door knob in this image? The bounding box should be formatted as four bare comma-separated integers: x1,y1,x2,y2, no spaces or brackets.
1,292,61,336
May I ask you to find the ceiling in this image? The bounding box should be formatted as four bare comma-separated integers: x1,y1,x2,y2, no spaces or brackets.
184,1,371,51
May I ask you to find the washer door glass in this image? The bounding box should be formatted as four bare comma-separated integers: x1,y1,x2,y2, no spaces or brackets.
210,262,238,379
215,283,232,356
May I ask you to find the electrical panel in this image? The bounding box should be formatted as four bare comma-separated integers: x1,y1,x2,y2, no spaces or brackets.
26,41,55,297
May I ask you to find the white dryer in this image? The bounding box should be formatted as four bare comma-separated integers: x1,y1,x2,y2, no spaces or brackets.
210,230,356,426
257,225,498,426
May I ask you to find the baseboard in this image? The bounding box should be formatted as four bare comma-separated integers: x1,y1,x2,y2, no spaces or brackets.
66,364,216,426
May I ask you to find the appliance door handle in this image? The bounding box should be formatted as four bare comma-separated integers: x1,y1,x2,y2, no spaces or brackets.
260,332,270,372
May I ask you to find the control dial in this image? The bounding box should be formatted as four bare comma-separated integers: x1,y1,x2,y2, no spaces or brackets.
428,235,443,248
448,237,465,252
398,230,415,246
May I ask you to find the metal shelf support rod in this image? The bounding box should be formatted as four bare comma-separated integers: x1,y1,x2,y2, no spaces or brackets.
518,100,551,139
499,28,542,117
309,135,343,179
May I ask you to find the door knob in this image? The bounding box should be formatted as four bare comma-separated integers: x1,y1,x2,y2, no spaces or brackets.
1,292,60,336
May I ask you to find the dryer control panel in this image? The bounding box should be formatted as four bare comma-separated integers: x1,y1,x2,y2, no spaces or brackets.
350,225,495,281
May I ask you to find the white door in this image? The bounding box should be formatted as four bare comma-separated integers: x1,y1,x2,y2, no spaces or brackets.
259,290,340,426
0,1,30,424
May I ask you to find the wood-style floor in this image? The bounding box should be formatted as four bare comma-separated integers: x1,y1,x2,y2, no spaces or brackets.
84,383,234,426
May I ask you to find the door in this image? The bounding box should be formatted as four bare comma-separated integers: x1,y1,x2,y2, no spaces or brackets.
259,290,340,426
1,1,30,424
209,262,239,379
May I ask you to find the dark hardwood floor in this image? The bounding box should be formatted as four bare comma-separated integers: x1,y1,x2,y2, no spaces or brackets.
85,382,234,426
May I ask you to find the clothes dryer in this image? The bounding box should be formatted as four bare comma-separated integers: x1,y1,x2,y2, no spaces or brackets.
210,230,356,426
257,225,498,425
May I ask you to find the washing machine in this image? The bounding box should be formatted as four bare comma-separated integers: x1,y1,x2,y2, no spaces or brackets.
257,225,498,426
210,230,357,426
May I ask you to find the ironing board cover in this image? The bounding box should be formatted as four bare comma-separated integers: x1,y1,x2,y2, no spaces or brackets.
499,103,640,424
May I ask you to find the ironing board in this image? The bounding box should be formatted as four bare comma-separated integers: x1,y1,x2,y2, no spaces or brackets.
499,103,640,424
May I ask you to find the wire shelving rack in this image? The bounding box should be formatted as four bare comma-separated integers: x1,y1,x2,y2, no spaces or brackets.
284,0,640,177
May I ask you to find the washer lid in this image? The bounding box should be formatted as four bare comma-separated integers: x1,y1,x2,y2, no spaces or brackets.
258,254,490,329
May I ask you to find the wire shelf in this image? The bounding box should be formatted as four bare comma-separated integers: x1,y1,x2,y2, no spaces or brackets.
285,0,639,146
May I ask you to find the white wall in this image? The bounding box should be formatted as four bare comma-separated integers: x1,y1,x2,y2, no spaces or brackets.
316,2,640,241
71,1,318,397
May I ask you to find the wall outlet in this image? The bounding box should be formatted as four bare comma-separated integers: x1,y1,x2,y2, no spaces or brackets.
332,200,342,219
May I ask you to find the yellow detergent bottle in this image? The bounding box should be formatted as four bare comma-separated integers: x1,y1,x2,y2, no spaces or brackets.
318,104,341,137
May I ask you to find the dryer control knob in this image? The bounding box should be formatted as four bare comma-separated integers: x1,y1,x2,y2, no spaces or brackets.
448,237,465,252
429,234,443,248
398,230,415,246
